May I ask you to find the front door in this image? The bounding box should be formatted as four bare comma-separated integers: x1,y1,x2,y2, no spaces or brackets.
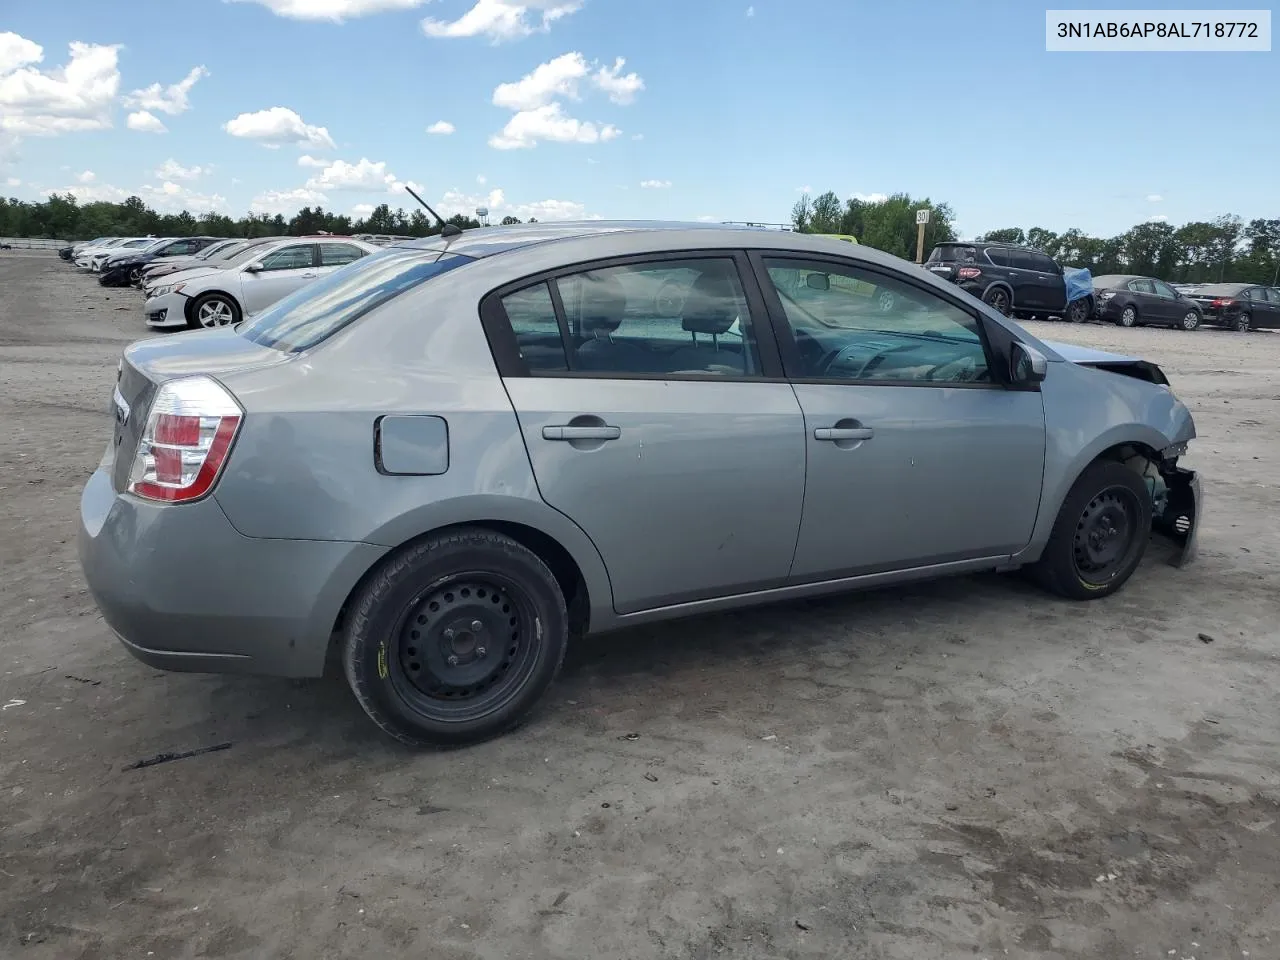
490,255,807,613
240,242,318,314
1148,279,1183,324
753,253,1047,581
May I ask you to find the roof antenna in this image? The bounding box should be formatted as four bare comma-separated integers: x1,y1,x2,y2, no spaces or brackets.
403,184,463,238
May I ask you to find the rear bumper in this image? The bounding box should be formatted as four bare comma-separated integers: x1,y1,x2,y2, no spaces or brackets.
77,463,385,677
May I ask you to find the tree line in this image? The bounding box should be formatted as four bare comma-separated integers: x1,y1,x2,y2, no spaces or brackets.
0,193,532,243
793,189,1280,285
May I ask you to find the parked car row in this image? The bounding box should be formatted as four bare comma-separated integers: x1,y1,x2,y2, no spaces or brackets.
925,240,1279,332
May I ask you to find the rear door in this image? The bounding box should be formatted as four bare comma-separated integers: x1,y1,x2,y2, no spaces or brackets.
482,252,807,614
1264,288,1280,328
752,252,1046,581
240,243,318,314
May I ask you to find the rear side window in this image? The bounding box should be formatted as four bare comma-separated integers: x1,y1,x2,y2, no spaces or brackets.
320,243,368,266
984,247,1008,267
1129,279,1156,294
1266,288,1280,304
239,249,469,352
501,283,568,373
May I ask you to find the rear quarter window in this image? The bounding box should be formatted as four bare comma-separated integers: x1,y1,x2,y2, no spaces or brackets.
238,249,469,352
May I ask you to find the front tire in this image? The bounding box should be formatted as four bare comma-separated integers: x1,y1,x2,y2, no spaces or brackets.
343,528,569,747
1067,298,1090,323
188,292,242,329
1030,461,1152,600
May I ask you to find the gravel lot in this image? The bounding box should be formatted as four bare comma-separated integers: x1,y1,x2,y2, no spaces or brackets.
2,251,1278,960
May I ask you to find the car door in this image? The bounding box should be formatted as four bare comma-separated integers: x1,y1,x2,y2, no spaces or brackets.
240,243,318,314
1264,288,1280,328
482,253,807,614
751,252,1046,582
1149,279,1183,324
318,241,370,276
1126,278,1159,320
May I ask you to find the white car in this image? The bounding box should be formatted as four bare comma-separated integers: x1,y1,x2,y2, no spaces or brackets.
143,236,379,330
74,237,130,268
80,237,157,270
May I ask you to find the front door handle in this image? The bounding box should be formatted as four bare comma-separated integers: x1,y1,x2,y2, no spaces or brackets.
814,426,874,442
543,424,621,441
300,272,318,279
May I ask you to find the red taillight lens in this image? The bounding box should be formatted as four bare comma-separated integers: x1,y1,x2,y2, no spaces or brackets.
128,377,242,503
1210,298,1235,308
957,266,982,279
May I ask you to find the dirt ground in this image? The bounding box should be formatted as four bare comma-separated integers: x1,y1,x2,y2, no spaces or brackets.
1,250,1278,960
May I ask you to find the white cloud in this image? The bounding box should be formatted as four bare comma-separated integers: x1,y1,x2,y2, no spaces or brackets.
351,202,375,218
231,0,430,20
434,184,584,222
297,154,329,168
1147,214,1169,223
51,182,130,203
154,158,205,180
5,176,20,187
0,37,120,137
476,174,487,184
140,180,227,213
639,179,670,189
426,120,455,135
305,157,397,191
510,197,585,221
746,5,755,15
795,184,811,193
124,65,207,116
127,110,168,133
422,0,582,42
1147,193,1163,202
75,170,95,184
852,191,888,203
586,157,598,164
224,106,335,149
250,187,330,214
630,133,643,141
488,51,638,149
592,57,643,104
696,215,718,222
489,103,619,150
0,32,43,74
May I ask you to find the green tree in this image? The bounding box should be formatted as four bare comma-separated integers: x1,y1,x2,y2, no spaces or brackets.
979,227,1026,245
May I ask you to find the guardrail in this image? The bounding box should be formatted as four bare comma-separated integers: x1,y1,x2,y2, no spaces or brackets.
0,237,70,250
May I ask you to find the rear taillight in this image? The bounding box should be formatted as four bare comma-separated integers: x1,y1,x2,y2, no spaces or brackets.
1210,298,1236,308
128,376,242,503
957,266,982,279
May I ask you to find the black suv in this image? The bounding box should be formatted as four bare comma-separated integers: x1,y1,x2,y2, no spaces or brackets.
925,242,1090,323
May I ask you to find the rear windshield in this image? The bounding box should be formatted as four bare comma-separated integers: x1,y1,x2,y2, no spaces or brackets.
927,244,977,263
1192,283,1248,297
239,248,470,352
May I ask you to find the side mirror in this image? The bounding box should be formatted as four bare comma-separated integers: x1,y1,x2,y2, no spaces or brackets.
1011,342,1048,384
805,273,830,291
244,261,264,274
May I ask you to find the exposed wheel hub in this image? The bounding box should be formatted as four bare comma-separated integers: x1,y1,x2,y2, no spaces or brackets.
398,579,522,700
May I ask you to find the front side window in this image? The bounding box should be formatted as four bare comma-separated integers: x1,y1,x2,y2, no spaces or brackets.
1008,249,1039,271
239,249,469,352
320,243,368,267
258,245,315,272
1265,288,1280,304
1152,280,1177,298
1032,253,1059,273
763,257,990,385
503,258,762,377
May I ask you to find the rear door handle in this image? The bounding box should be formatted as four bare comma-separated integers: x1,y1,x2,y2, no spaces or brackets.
300,272,318,279
543,424,621,441
814,426,874,442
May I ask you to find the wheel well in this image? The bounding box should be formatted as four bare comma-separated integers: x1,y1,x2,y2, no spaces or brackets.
1094,441,1160,472
330,521,591,648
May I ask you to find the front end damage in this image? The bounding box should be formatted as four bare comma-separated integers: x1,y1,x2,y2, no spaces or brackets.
1118,444,1200,567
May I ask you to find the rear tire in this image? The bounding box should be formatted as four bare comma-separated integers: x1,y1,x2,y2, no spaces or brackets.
983,286,1012,317
1030,460,1152,601
343,528,568,747
1117,305,1139,328
1234,313,1252,332
1179,310,1201,331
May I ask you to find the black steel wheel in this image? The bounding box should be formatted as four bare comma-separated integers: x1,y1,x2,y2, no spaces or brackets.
1030,460,1152,600
343,528,568,746
983,286,1011,316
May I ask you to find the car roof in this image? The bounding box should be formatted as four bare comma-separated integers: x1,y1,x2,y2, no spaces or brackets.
388,220,904,261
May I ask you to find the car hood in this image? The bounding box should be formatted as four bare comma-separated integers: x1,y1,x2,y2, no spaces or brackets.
151,265,224,286
1040,340,1139,364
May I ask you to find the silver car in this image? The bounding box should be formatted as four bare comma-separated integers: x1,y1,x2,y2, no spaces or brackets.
78,222,1201,746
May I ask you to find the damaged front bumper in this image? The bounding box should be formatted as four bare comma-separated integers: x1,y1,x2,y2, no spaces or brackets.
1152,466,1200,567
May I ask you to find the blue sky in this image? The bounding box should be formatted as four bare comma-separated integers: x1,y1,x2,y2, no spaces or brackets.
1,0,1275,237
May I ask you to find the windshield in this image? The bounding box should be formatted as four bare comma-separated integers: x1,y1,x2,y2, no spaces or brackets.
198,240,242,260
1193,283,1247,297
239,248,470,352
222,239,285,267
122,238,156,249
